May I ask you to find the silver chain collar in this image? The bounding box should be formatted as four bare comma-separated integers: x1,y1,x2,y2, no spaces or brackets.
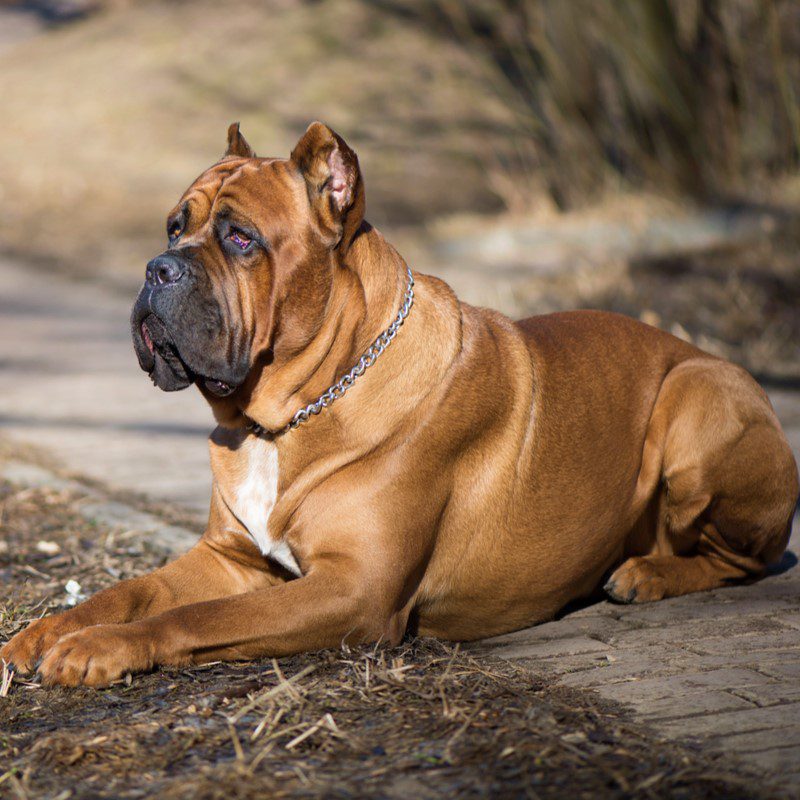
248,266,415,437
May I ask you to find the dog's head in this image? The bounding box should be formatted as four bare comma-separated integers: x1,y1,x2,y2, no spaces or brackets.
131,122,365,408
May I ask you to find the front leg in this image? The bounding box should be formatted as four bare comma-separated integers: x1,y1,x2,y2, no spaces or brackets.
0,491,282,674
37,556,401,687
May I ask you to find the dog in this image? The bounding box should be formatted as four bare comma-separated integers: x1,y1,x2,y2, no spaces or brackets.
2,122,797,687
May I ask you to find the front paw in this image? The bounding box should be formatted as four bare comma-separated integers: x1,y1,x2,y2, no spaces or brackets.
0,614,81,674
38,624,155,688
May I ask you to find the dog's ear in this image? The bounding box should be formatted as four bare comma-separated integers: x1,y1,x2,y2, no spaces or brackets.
290,122,365,252
225,122,256,158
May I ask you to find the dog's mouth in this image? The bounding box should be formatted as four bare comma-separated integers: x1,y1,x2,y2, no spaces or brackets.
136,315,237,397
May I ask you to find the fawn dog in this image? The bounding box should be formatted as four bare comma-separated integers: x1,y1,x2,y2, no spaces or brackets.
2,123,797,686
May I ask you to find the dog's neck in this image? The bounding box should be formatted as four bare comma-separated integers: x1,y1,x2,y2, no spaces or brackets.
214,222,411,437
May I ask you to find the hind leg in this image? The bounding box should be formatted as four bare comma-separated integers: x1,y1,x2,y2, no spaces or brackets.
607,359,798,604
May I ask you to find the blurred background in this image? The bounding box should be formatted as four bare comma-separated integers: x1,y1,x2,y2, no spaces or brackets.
0,0,798,516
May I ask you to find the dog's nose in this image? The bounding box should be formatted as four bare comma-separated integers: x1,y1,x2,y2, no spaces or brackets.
146,255,185,287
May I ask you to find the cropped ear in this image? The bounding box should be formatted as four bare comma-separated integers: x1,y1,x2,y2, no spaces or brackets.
290,121,365,251
225,122,256,158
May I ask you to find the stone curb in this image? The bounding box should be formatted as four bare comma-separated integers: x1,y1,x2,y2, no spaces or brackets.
0,460,197,556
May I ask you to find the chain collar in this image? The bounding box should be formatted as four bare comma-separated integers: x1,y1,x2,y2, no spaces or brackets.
247,266,415,437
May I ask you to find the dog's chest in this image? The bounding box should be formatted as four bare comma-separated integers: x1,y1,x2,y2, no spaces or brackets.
226,437,301,577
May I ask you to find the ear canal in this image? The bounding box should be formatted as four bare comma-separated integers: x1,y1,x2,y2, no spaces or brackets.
225,122,256,158
326,139,358,212
291,121,365,251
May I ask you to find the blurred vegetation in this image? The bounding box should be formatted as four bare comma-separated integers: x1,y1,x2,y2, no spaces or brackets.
380,0,800,211
0,0,797,284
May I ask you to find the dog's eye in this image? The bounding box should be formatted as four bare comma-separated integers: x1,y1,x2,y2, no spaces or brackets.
227,229,252,251
167,222,182,242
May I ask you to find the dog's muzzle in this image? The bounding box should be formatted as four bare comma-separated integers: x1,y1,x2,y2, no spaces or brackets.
131,250,251,396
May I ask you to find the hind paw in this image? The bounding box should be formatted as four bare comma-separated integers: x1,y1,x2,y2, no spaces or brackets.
604,557,667,604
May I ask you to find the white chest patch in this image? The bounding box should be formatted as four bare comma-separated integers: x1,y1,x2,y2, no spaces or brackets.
228,437,302,577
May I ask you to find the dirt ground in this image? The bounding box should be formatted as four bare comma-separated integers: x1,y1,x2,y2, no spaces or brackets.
0,480,790,800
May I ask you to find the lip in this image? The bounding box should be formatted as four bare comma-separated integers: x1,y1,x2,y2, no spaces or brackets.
136,312,170,366
204,378,235,397
131,306,156,374
141,320,155,355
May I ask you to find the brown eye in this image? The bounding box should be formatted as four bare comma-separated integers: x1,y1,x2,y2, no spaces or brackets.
227,229,252,250
168,222,182,241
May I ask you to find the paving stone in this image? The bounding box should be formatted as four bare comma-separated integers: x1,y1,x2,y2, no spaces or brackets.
596,669,772,702
755,660,800,680
731,683,800,708
684,630,800,657
552,649,796,688
631,690,755,720
558,601,623,619
657,703,800,739
709,726,800,754
553,649,708,685
610,596,798,625
487,635,610,660
716,577,800,602
604,615,788,649
477,614,631,647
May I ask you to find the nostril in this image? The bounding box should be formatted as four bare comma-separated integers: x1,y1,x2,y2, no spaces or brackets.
146,256,184,286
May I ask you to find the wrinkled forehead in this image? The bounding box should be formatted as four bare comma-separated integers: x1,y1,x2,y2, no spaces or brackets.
172,157,305,228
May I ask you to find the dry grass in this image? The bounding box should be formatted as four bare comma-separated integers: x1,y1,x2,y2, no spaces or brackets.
0,473,787,799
